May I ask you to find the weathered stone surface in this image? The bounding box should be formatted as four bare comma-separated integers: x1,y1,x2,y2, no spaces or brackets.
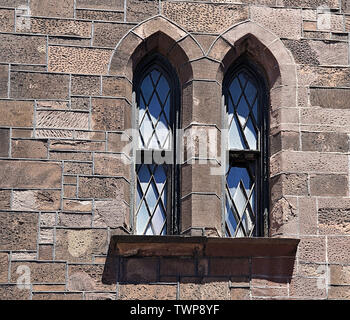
0,190,11,210
55,228,108,263
76,0,124,10
127,0,159,22
58,213,92,228
12,190,61,211
76,9,124,22
48,46,112,75
93,198,129,228
310,88,350,109
39,228,54,244
0,100,34,127
250,6,301,39
94,153,130,178
281,0,339,8
11,72,70,100
0,285,30,300
12,139,48,159
310,174,348,196
22,17,91,37
68,264,115,291
39,244,53,260
32,293,83,300
0,212,38,250
289,276,326,299
0,253,8,283
71,75,101,96
0,34,46,64
102,76,132,100
162,2,248,33
63,162,93,175
49,140,105,152
78,176,128,200
30,0,74,18
91,98,129,131
270,196,298,236
0,160,61,189
0,128,9,157
180,278,230,300
93,23,135,48
0,65,8,98
301,131,348,153
284,39,348,65
119,284,177,300
63,200,92,213
0,8,14,32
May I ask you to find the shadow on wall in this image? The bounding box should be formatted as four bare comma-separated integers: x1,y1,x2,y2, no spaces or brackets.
101,235,299,299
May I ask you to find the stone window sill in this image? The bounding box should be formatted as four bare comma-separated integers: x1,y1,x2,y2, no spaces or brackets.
109,235,300,258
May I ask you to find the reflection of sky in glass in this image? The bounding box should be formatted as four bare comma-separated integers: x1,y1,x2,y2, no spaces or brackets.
227,71,259,151
136,164,167,235
138,68,171,149
225,165,255,237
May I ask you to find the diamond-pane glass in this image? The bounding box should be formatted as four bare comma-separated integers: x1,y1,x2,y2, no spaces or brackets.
136,164,168,235
225,165,256,237
138,68,171,150
227,71,260,150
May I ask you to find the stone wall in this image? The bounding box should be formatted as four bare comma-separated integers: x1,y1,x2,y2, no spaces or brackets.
0,0,349,300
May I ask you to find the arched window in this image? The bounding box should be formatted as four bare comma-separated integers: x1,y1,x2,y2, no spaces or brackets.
133,54,180,235
223,60,269,238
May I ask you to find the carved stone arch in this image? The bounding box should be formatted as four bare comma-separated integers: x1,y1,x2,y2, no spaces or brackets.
108,15,204,86
207,21,297,111
208,21,299,238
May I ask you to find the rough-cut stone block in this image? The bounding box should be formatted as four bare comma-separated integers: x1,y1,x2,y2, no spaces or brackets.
0,190,11,210
30,0,74,18
91,98,129,131
281,0,339,9
0,34,46,64
11,72,69,100
0,160,61,189
94,153,130,178
126,0,159,22
289,276,326,299
0,100,34,127
55,228,108,263
318,198,350,235
63,200,92,213
0,8,14,32
76,0,124,10
49,140,105,152
78,176,128,200
64,162,92,175
301,131,348,153
58,212,92,227
12,190,61,211
0,65,8,98
0,253,8,283
250,6,301,39
270,173,308,201
76,9,124,22
102,76,132,101
0,128,9,157
299,197,318,235
180,278,230,300
310,174,348,196
93,23,134,48
0,212,38,250
298,237,326,263
48,46,112,75
310,88,350,109
10,261,66,284
22,17,91,37
284,39,348,66
107,132,131,153
71,75,101,96
119,284,177,300
12,139,48,159
0,285,30,300
36,110,89,130
162,2,248,33
68,264,115,291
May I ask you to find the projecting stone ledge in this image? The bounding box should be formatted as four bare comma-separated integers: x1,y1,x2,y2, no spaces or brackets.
108,235,300,258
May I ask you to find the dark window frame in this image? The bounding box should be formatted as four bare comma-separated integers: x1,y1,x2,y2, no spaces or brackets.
133,53,181,235
222,57,270,237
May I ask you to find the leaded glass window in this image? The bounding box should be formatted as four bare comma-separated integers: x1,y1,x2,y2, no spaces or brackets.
224,63,269,238
134,55,179,235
